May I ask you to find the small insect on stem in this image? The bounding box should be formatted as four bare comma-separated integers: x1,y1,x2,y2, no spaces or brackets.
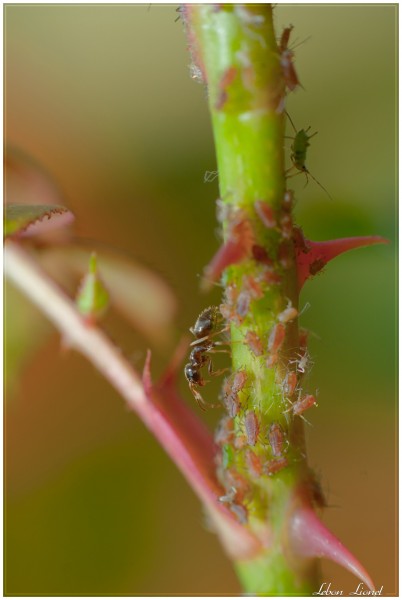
244,410,260,446
292,393,318,416
278,25,301,92
245,448,263,478
185,306,229,410
285,113,333,201
221,369,248,417
282,371,298,398
278,304,298,324
268,322,286,355
264,456,289,476
244,330,264,357
268,422,286,457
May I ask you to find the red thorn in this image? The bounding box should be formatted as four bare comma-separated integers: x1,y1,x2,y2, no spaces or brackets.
202,239,248,291
142,350,154,395
295,233,389,290
289,505,375,591
202,216,255,290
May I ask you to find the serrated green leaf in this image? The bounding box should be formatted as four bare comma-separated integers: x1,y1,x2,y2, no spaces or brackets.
4,204,73,239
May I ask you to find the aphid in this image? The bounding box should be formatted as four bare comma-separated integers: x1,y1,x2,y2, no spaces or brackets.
220,283,243,326
282,190,294,213
221,369,248,417
215,416,234,445
292,226,310,254
268,422,286,457
282,371,298,397
234,434,248,450
292,393,317,416
219,487,236,504
231,369,248,394
310,257,326,276
258,265,282,285
236,290,251,319
245,448,263,478
286,114,333,201
268,322,286,355
265,456,288,476
254,200,277,229
224,468,250,502
266,353,279,369
244,410,260,446
280,213,293,240
243,274,264,300
295,351,310,374
252,244,273,266
230,502,248,524
223,391,241,418
278,25,301,92
278,305,298,324
245,330,264,357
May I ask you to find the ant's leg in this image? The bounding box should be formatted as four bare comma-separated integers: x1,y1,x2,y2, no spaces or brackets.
191,385,220,410
206,357,231,378
285,168,302,179
190,324,231,346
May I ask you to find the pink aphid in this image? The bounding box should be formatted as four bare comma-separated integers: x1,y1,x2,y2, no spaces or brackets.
232,369,248,394
292,393,317,416
243,274,264,300
252,244,273,266
230,502,248,524
225,468,250,502
236,290,251,318
221,370,248,417
278,305,298,324
259,266,282,285
245,330,264,357
266,353,279,369
215,416,234,445
282,190,294,213
278,25,301,92
280,213,293,240
245,449,263,478
234,434,248,450
265,456,288,476
244,410,260,446
268,422,285,457
224,393,241,418
283,371,298,397
220,283,242,325
268,322,286,354
255,200,277,229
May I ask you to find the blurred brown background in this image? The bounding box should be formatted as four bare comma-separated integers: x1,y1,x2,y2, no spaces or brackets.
4,4,397,595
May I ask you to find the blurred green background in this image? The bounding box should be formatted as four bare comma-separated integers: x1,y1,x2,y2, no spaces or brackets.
4,4,397,595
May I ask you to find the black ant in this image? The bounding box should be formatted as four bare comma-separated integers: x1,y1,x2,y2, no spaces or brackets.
184,306,229,410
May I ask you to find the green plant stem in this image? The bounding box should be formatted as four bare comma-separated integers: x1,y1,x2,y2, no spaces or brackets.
186,4,318,594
